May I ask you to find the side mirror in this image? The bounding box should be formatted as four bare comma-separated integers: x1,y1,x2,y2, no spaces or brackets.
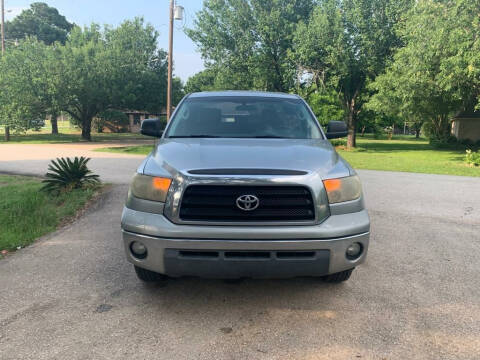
325,121,348,139
141,118,163,137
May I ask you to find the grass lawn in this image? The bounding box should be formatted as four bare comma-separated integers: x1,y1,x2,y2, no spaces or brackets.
94,135,480,177
337,135,479,177
0,175,102,254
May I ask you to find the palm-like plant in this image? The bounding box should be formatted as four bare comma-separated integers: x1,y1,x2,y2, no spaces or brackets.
41,157,100,193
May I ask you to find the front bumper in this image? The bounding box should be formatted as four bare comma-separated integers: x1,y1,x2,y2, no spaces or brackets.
121,207,370,278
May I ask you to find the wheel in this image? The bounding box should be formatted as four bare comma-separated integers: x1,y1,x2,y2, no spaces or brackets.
322,268,354,283
134,265,168,282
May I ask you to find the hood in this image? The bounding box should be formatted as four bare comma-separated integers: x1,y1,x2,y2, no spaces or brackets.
143,138,352,179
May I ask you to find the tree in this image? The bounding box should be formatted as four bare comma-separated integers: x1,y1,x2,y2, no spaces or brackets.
184,68,217,93
367,0,474,144
57,19,167,141
4,2,73,135
5,2,73,45
435,0,480,110
187,0,315,92
293,0,413,148
0,18,175,141
296,84,345,125
0,39,61,139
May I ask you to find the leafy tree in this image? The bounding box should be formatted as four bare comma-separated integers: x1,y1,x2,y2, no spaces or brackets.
5,2,73,45
184,68,217,93
0,39,61,139
4,3,73,135
1,18,175,141
438,0,480,110
57,19,167,140
187,0,315,92
293,0,413,148
367,0,473,144
296,84,345,125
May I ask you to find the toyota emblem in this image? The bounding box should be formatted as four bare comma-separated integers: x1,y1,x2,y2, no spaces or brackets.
236,194,260,211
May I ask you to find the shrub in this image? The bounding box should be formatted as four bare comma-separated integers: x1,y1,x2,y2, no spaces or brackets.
41,157,100,194
95,110,129,133
329,138,346,147
429,135,457,149
465,150,480,167
372,127,382,139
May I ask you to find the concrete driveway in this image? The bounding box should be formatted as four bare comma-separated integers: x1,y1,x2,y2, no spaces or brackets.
0,143,479,359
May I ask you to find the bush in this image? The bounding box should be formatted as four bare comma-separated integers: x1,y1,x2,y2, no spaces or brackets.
421,120,456,147
29,118,45,131
95,110,129,133
465,150,480,167
41,157,100,194
429,136,457,148
329,138,346,147
372,124,383,139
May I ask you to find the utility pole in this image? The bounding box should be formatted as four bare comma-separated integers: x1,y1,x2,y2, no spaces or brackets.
166,1,183,121
166,0,174,121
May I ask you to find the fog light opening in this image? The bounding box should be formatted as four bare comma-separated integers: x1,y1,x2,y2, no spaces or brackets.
130,241,148,259
346,242,363,260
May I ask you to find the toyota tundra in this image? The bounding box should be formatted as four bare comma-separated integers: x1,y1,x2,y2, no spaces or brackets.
121,91,370,282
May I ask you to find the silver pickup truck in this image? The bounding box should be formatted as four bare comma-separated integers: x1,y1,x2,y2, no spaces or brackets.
121,91,370,283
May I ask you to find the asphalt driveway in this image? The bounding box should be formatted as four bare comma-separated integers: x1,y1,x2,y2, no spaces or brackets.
0,143,479,359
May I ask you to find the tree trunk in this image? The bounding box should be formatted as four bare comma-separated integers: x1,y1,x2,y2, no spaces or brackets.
4,126,10,141
415,128,420,138
361,126,366,137
81,116,92,141
346,101,356,149
51,112,58,135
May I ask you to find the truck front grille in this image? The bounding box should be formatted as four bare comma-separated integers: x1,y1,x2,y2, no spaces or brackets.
179,185,315,222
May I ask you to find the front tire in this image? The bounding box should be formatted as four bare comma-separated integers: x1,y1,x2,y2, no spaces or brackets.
134,265,168,282
322,268,354,283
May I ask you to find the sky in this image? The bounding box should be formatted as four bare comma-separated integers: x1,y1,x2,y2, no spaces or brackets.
4,0,205,81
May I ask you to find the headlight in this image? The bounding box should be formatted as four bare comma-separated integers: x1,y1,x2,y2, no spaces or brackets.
323,175,362,204
130,173,172,202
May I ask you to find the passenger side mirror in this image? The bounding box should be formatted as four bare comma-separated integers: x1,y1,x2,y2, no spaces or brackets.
141,118,163,137
325,121,348,139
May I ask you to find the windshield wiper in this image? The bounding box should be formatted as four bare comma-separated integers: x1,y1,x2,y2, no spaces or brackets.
168,135,222,138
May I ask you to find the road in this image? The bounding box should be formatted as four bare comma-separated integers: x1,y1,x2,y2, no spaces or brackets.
0,142,151,184
0,143,479,359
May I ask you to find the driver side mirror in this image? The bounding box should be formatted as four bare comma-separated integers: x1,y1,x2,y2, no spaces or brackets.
141,118,163,137
325,121,348,139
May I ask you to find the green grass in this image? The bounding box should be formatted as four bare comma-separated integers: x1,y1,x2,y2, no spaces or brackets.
94,134,480,177
95,144,154,155
336,135,480,177
0,175,102,253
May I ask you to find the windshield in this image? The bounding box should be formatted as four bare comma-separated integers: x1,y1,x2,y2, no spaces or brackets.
165,96,322,139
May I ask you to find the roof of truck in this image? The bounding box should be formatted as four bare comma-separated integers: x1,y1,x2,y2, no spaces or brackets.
188,91,301,99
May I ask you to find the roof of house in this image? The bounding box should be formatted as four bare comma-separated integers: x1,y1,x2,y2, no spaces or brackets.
453,110,480,119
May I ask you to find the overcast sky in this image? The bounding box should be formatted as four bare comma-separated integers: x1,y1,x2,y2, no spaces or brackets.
4,0,205,81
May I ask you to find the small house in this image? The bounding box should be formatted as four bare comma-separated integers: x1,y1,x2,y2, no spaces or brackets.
451,110,480,142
